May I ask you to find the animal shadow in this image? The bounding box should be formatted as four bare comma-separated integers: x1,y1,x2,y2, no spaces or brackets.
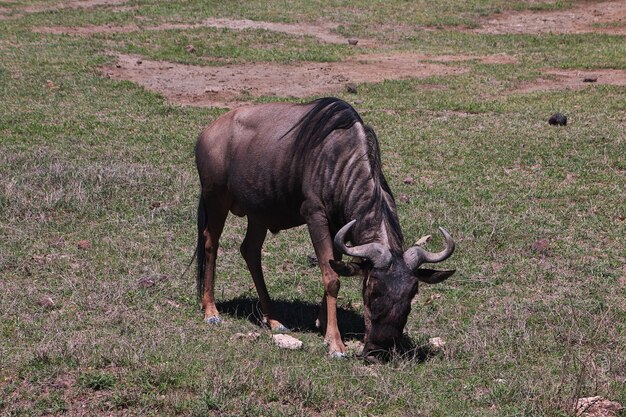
216,296,365,341
216,297,439,363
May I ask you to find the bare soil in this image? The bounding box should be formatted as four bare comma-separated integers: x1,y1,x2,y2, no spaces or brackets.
473,0,626,35
101,53,526,108
102,51,625,107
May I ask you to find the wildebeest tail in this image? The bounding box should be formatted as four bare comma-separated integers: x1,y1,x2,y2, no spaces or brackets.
196,194,207,302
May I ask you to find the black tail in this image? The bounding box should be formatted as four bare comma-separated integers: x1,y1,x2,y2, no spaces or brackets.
196,194,207,303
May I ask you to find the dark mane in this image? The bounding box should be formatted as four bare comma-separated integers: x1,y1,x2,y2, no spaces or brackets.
284,97,363,153
287,97,404,251
363,125,405,252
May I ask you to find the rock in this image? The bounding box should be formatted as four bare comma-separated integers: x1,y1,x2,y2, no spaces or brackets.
575,396,622,417
548,112,567,126
403,175,415,184
345,83,358,94
272,334,303,350
307,253,318,267
428,337,446,350
77,240,91,250
399,194,410,203
348,39,358,46
415,235,432,246
186,44,196,53
582,77,598,83
38,296,55,308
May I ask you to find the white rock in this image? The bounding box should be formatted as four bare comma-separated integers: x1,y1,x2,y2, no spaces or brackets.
428,337,446,350
576,396,622,417
272,334,303,350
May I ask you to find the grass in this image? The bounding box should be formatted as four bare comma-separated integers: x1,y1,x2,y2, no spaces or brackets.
1,0,625,416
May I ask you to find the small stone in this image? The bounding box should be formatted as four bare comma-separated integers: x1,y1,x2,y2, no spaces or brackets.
428,337,446,350
186,44,196,53
136,59,142,65
399,194,410,203
548,112,567,126
348,39,358,46
272,334,303,350
345,83,358,94
307,254,318,267
575,396,622,417
403,175,415,184
77,240,91,250
38,296,55,308
582,77,597,83
415,235,432,246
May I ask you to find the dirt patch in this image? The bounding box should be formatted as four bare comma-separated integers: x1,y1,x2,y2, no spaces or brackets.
512,69,626,93
474,0,626,35
102,52,471,108
35,17,374,46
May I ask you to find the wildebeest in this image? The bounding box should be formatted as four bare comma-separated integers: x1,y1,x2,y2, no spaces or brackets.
195,97,455,360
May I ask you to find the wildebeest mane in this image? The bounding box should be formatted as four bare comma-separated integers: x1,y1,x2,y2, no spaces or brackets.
284,97,363,153
288,97,404,252
363,125,405,253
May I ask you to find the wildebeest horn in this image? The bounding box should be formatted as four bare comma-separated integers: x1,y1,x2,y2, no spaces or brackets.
403,227,455,270
334,220,392,269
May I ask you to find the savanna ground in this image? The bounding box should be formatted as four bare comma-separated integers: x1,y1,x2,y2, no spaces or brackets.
1,0,625,415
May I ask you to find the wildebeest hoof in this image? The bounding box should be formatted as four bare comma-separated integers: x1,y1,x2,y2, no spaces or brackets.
273,324,291,332
204,315,223,324
330,351,347,359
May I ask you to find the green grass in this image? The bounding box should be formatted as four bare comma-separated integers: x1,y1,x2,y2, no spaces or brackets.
1,0,625,416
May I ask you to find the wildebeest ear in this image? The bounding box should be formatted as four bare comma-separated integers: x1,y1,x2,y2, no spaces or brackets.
329,259,362,276
414,268,455,284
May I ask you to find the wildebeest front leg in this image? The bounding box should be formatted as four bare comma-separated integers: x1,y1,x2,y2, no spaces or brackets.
305,218,346,357
241,218,288,331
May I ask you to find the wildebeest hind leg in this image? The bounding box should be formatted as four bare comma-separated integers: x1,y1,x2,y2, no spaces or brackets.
241,218,288,332
198,195,229,324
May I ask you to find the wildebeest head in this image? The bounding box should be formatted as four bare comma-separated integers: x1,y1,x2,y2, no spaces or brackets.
330,220,455,362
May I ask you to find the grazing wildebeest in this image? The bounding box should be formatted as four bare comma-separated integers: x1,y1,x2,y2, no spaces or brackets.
195,97,455,360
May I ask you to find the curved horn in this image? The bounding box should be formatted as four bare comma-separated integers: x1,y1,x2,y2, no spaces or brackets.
334,220,392,269
403,227,455,271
